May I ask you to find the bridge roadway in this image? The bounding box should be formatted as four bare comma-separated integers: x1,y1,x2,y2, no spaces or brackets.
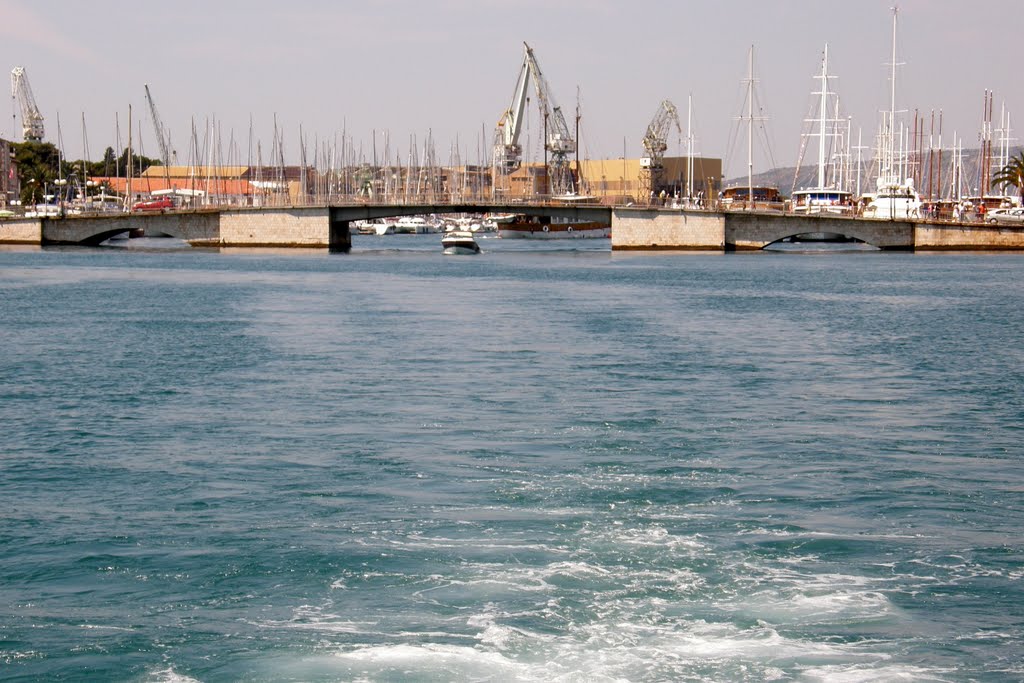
5,202,1023,251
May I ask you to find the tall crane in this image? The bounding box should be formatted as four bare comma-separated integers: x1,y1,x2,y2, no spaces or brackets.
144,84,176,167
639,99,683,200
10,66,45,142
493,43,576,196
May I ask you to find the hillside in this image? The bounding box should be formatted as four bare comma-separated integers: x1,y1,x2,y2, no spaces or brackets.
725,147,1022,196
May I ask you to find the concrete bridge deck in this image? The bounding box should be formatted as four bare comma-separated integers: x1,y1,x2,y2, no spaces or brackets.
3,203,1023,252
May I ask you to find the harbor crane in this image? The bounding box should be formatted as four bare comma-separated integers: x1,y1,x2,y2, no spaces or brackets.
639,99,683,200
144,84,176,167
493,42,576,196
10,66,45,142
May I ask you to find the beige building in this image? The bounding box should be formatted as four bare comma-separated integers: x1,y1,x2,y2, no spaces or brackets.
494,155,722,204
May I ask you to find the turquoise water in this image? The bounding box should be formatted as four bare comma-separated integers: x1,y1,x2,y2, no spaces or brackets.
2,235,1023,681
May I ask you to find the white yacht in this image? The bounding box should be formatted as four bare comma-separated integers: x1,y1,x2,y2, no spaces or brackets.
395,216,440,234
861,8,923,221
791,45,854,215
862,178,922,219
441,230,481,255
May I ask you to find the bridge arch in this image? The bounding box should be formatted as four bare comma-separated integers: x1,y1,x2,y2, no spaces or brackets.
724,212,914,251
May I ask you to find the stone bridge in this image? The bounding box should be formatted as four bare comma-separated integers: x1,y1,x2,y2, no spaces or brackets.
723,211,915,250
6,202,1023,252
18,202,612,252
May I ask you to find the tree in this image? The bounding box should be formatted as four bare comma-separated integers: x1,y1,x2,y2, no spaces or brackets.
993,151,1024,200
12,141,60,205
115,148,161,178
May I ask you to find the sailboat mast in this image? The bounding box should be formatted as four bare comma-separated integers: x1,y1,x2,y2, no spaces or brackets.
687,96,695,201
126,104,133,209
817,45,829,190
888,7,898,182
747,45,753,209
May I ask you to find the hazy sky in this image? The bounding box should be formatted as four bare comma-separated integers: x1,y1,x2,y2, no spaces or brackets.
3,0,1020,179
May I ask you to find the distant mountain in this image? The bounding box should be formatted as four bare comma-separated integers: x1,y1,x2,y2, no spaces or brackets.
725,147,1022,196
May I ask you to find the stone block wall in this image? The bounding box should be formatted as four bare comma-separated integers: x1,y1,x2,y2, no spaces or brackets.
914,223,1024,250
611,209,725,250
219,208,330,247
0,219,42,244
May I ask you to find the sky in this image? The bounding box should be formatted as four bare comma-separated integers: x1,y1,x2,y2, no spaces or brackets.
2,0,1020,180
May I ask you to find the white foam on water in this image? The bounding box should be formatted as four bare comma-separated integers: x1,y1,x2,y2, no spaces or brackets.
797,662,958,682
0,650,43,665
721,566,899,626
252,604,382,636
144,667,203,683
331,643,528,680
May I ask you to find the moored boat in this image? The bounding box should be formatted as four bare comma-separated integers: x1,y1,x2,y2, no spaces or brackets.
862,9,923,221
497,215,610,239
790,45,855,216
718,186,785,212
862,179,922,219
791,188,854,215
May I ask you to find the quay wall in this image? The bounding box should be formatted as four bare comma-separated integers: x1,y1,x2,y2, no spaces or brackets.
915,222,1024,250
611,208,724,250
0,219,42,244
220,207,331,247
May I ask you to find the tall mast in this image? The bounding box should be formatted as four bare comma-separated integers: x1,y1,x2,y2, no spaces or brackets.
747,45,754,209
126,104,132,209
686,93,694,201
816,45,829,189
888,6,898,182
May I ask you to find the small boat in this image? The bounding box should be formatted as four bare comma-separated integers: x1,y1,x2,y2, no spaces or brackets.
441,230,481,255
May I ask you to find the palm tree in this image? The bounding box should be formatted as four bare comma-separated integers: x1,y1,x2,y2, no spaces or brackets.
992,151,1024,200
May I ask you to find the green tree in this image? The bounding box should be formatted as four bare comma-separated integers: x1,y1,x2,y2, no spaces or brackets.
12,141,61,205
993,151,1024,199
115,148,161,177
100,146,117,176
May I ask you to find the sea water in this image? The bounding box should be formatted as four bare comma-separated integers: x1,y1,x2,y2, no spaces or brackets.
1,235,1022,681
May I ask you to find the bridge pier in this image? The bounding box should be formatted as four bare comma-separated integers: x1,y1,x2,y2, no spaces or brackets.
329,218,351,253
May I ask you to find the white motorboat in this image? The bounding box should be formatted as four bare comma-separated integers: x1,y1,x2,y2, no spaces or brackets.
862,178,922,219
396,216,440,234
441,230,481,255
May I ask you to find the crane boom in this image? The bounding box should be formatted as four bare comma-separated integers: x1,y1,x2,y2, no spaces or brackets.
144,84,174,167
493,43,577,195
639,99,683,199
10,66,45,142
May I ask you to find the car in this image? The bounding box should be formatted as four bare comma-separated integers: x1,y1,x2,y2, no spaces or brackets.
987,207,1024,224
131,197,174,212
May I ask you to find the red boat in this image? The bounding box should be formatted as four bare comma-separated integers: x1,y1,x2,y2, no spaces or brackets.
131,197,174,212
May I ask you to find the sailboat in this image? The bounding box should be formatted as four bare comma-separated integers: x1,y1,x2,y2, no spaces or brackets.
791,45,854,215
720,46,784,212
862,7,922,220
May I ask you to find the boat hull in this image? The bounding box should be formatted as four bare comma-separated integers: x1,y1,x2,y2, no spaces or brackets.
441,231,481,254
442,244,481,255
498,222,610,239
